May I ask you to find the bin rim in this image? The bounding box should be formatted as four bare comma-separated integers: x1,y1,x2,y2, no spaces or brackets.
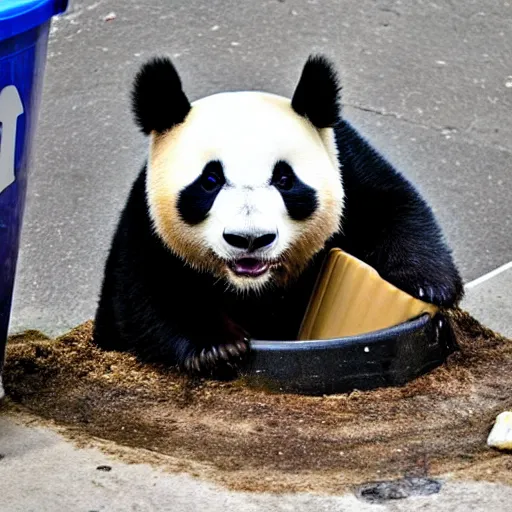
0,0,68,41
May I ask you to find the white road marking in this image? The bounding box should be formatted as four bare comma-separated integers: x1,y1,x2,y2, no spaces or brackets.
465,260,512,290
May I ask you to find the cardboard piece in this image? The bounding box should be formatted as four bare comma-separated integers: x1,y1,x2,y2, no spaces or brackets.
298,249,438,340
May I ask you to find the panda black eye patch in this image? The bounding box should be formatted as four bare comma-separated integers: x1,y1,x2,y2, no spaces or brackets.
271,160,318,221
178,160,225,225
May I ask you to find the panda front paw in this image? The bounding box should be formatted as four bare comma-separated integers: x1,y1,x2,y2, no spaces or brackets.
387,270,463,308
416,283,459,306
183,338,250,375
182,314,251,377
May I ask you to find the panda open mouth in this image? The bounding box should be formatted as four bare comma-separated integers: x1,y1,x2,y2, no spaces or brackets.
229,258,271,278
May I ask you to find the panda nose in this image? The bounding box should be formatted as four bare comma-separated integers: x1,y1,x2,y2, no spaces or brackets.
223,231,277,252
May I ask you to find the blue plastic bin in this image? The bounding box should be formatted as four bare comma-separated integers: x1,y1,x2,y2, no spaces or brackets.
0,0,68,396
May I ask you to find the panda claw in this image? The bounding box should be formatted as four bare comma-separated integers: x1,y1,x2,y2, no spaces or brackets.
199,349,208,367
218,345,229,361
206,350,216,365
184,356,199,373
226,344,239,357
236,340,248,353
183,337,250,376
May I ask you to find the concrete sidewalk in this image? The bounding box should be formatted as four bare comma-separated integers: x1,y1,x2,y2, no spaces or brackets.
462,264,512,339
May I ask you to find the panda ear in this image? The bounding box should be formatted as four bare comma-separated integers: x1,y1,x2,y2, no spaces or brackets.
131,57,191,135
291,55,341,128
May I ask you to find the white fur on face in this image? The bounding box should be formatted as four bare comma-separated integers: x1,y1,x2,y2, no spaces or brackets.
147,92,344,290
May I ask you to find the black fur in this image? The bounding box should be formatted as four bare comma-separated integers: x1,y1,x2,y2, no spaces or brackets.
272,161,318,220
132,57,191,135
93,55,464,377
291,55,341,128
178,161,225,225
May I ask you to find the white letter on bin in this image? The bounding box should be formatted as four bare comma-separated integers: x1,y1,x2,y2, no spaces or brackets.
0,85,25,195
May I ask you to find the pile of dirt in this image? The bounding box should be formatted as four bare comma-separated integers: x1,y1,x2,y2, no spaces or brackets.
2,309,512,494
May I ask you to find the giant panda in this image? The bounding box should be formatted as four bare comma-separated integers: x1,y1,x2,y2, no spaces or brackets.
93,55,464,376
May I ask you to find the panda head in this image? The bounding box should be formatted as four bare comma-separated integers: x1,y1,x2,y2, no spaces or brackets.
132,55,344,293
